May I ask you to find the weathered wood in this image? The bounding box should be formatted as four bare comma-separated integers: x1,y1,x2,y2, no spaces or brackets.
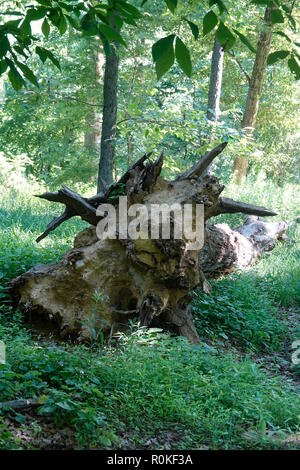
36,211,73,243
206,196,278,219
176,142,228,181
10,145,280,345
199,217,288,275
0,398,41,410
35,152,155,243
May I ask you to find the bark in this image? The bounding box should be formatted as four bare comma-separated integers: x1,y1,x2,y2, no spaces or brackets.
10,143,280,345
207,35,224,124
0,81,6,104
204,35,224,174
0,399,41,411
200,217,287,275
233,7,273,183
97,40,119,193
84,49,104,154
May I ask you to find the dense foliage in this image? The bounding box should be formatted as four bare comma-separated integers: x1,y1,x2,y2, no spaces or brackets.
0,1,299,185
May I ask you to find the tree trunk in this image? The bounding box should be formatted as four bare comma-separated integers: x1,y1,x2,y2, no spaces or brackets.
233,7,273,183
10,143,281,345
97,41,119,193
207,35,224,124
200,217,287,275
84,49,104,158
204,35,224,174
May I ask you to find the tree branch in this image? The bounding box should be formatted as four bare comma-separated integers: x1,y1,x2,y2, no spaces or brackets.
0,398,41,411
214,197,277,217
175,142,228,181
228,51,251,83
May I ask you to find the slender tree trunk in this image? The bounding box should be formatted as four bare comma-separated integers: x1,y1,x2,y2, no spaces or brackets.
97,41,119,193
207,35,224,124
233,7,273,183
84,50,104,155
205,34,224,174
0,81,6,104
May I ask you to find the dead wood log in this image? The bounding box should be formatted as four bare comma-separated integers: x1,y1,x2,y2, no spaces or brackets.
199,217,288,275
0,398,41,411
10,143,280,344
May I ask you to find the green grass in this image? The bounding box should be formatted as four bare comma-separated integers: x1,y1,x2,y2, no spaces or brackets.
0,177,299,450
192,272,286,352
192,224,300,352
193,176,300,352
0,322,299,450
0,187,87,283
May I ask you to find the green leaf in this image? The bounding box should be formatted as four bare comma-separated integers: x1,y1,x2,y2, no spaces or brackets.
42,18,50,38
288,56,300,80
26,7,48,21
35,46,61,70
267,50,290,65
0,60,8,75
58,14,68,35
251,0,271,5
46,49,61,70
66,15,80,30
184,19,199,40
35,0,52,5
152,35,175,79
216,22,236,50
48,9,61,28
0,10,24,16
117,2,142,19
13,45,28,58
175,37,192,77
80,14,96,33
164,0,178,13
36,45,48,63
5,18,22,29
260,418,266,439
7,63,25,91
99,24,127,46
288,15,296,30
56,402,72,411
57,1,73,12
233,30,256,53
209,0,227,14
19,19,32,36
270,9,284,24
273,31,291,43
100,435,112,447
113,15,124,31
0,36,11,59
203,11,218,37
217,0,227,13
119,13,137,27
152,34,174,61
16,61,39,87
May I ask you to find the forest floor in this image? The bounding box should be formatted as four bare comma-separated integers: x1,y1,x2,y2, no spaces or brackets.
0,177,299,450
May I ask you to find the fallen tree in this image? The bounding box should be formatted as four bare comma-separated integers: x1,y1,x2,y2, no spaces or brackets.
10,143,286,344
200,216,288,276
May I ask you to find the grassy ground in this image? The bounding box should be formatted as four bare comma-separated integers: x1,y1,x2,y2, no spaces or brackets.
0,177,299,450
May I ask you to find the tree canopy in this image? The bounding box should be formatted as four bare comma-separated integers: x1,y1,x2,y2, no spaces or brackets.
0,0,299,92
